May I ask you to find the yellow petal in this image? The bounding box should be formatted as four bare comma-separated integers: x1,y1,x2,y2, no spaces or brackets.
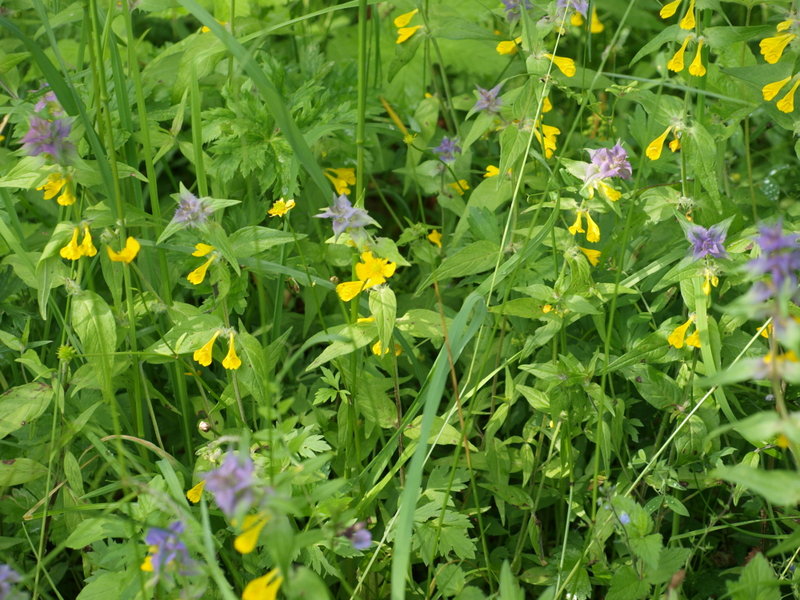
590,8,604,33
37,173,66,200
192,243,215,257
760,33,796,65
685,329,701,348
427,230,442,248
243,570,283,600
570,12,584,27
668,318,692,349
763,77,791,101
193,331,220,367
778,20,794,33
80,227,97,258
567,212,585,236
448,180,469,195
107,237,141,263
679,0,696,30
585,212,600,243
667,36,691,72
234,514,269,554
336,280,365,302
57,186,76,206
496,40,519,55
542,96,553,113
702,274,711,296
599,181,621,202
140,554,154,572
483,165,500,178
396,25,422,44
187,256,215,285
776,79,800,113
646,126,672,161
669,137,681,152
60,228,82,261
660,0,682,19
222,333,242,370
579,247,601,266
544,53,576,77
186,480,205,503
393,8,418,28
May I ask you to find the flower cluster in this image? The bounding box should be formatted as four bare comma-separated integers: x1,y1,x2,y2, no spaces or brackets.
501,0,531,23
645,121,683,160
60,226,97,261
36,172,75,206
747,222,800,302
324,168,356,196
140,521,193,576
434,136,461,164
186,243,217,285
760,17,800,113
172,188,212,229
0,564,21,600
668,315,701,349
685,222,728,295
659,0,696,31
557,0,603,33
193,329,242,370
667,34,706,77
394,9,422,44
20,91,74,165
315,194,377,244
473,83,503,114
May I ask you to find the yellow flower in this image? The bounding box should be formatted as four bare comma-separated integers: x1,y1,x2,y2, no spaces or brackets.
597,181,621,202
187,255,216,285
324,168,356,195
590,8,604,33
688,40,706,76
234,514,269,554
669,136,681,152
268,198,296,217
585,212,600,243
668,36,691,72
448,180,470,195
646,126,673,161
186,480,205,503
760,33,796,64
579,247,601,266
778,20,795,32
427,230,442,248
394,10,421,44
760,322,773,338
660,0,682,19
356,316,375,324
763,77,791,101
544,53,576,77
193,331,220,367
568,211,585,236
702,270,719,296
393,8,418,28
496,37,521,55
668,317,693,348
107,237,141,263
243,569,283,600
37,173,67,200
685,329,701,348
776,79,800,113
58,186,76,206
60,227,83,261
200,20,227,33
336,251,397,302
372,340,402,356
193,243,215,257
140,545,158,572
533,122,560,158
80,226,97,257
543,96,553,113
570,11,584,26
679,0,695,30
484,165,500,178
542,304,553,313
222,333,242,370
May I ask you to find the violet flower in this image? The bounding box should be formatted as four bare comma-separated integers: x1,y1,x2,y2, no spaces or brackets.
473,83,503,113
315,194,377,240
557,0,588,17
20,91,74,165
587,143,632,180
341,522,372,550
500,0,532,22
172,187,212,229
747,222,800,301
203,452,255,518
142,521,193,575
686,224,728,259
0,565,21,600
434,137,461,164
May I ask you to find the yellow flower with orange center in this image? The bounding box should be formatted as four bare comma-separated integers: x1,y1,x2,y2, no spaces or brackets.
336,251,397,302
267,198,296,217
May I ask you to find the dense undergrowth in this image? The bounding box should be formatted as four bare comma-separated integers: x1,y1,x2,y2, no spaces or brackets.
2,0,800,598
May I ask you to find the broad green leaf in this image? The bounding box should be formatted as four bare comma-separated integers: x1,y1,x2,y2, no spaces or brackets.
0,458,48,486
714,464,800,506
229,226,300,258
370,286,397,355
64,517,129,549
416,240,500,293
727,552,780,600
71,291,117,361
0,382,53,439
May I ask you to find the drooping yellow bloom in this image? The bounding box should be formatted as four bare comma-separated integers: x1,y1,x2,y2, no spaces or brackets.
685,329,701,348
568,211,585,236
597,181,621,202
544,53,576,77
584,212,600,243
496,37,522,55
660,0,682,19
243,569,283,600
679,0,696,30
763,77,791,101
60,228,83,261
186,480,206,503
533,122,560,158
80,226,97,257
324,168,356,195
668,36,691,72
396,25,422,44
669,136,681,152
336,252,397,302
667,317,693,348
193,243,215,257
778,20,795,32
372,340,402,356
140,545,158,572
58,186,76,206
484,165,500,178
776,79,800,113
427,230,442,248
107,237,141,263
760,33,796,64
193,331,220,367
702,270,719,296
543,96,553,113
448,180,470,195
393,8,418,28
37,173,67,200
267,198,296,217
590,8,604,33
688,40,706,76
646,126,673,160
570,11,584,27
222,333,242,370
234,514,269,554
187,255,216,285
394,9,421,44
579,247,601,266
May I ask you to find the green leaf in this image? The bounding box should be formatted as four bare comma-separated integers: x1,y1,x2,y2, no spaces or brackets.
305,325,375,372
416,241,500,294
606,566,650,600
71,291,117,362
0,458,48,486
370,286,397,355
0,382,53,439
727,552,780,600
64,517,129,549
229,226,300,258
714,464,800,506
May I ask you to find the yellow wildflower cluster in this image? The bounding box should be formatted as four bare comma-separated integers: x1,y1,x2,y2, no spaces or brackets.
668,35,706,77
570,7,604,33
667,315,701,349
760,18,800,113
60,226,97,261
394,9,422,44
187,243,217,285
193,330,242,370
568,210,600,243
660,0,696,31
324,168,356,195
37,172,76,206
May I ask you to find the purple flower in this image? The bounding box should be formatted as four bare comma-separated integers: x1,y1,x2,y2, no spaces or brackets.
500,0,532,22
747,222,800,300
557,0,588,17
434,137,461,164
618,512,631,525
315,194,377,239
0,564,21,600
34,91,65,116
20,116,73,164
687,224,728,259
342,522,372,550
142,521,193,576
473,83,503,113
203,453,254,518
172,187,212,228
587,144,631,180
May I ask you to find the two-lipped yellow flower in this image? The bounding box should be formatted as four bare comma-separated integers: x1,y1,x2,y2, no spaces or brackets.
668,36,706,77
193,331,242,370
60,226,97,261
496,37,522,55
324,168,356,196
448,180,470,196
107,237,140,263
579,247,601,266
660,0,696,31
760,32,796,64
543,53,576,77
533,121,561,159
267,198,296,217
667,316,701,349
243,569,283,600
645,125,681,160
568,210,600,243
762,75,800,113
186,480,206,503
336,251,397,302
234,513,270,554
37,173,76,206
394,9,422,44
427,230,442,248
187,243,217,285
